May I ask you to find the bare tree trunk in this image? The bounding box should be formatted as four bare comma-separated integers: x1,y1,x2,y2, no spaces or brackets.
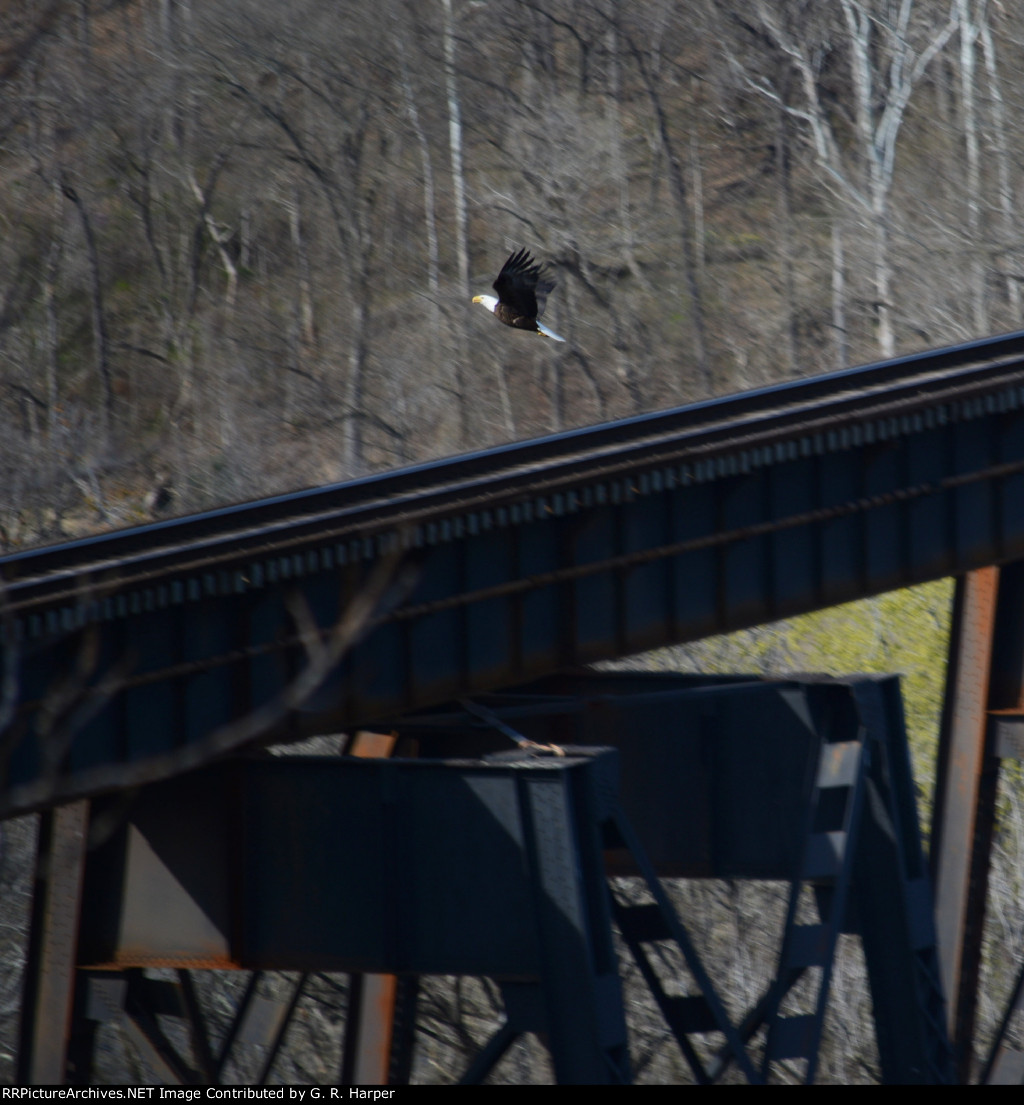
442,0,469,297
61,176,112,433
957,0,986,333
492,360,516,440
843,1,895,358
979,14,1020,324
440,0,472,447
775,99,799,375
42,243,61,443
603,10,649,403
840,0,955,357
188,168,238,309
284,189,316,426
43,181,63,444
605,12,644,288
396,40,441,321
627,37,710,392
342,245,375,475
870,200,895,359
689,81,706,290
289,188,316,349
832,222,849,370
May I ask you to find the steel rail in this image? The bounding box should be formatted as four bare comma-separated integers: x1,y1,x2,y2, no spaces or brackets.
10,447,1024,719
5,328,1024,615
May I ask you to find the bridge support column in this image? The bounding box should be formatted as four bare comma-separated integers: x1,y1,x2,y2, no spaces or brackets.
932,562,1024,1082
17,800,89,1083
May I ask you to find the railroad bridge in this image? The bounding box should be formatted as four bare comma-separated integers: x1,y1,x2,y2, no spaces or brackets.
6,331,1024,1083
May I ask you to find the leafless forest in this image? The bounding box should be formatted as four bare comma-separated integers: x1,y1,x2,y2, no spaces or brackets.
2,0,1024,1085
3,0,1024,545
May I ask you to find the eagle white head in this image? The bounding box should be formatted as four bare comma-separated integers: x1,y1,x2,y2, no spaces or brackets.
472,294,499,314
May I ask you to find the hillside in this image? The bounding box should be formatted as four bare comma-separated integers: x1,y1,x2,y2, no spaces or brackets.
2,0,1020,547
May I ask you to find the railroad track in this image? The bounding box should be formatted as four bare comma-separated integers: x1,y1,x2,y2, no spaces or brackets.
5,327,1024,623
2,327,1024,816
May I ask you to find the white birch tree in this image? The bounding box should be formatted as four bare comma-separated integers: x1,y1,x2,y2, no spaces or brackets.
738,0,956,358
957,0,986,333
977,8,1021,326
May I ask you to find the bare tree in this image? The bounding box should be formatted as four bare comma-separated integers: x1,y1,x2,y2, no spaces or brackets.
615,6,711,391
59,176,113,434
729,0,956,358
976,5,1021,326
957,0,986,333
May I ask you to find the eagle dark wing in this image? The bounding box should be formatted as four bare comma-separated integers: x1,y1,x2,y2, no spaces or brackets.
493,248,555,323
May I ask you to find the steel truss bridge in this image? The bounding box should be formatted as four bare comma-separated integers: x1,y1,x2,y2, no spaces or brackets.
7,330,1024,1083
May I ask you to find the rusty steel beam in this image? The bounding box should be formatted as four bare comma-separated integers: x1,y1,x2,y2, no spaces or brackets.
342,730,401,1086
931,567,999,1054
340,974,398,1085
932,561,1024,1081
17,800,90,1083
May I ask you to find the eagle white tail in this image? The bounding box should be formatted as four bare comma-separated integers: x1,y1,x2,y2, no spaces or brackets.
538,321,566,343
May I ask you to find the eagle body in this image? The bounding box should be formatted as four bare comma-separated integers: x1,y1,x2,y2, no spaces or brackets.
473,248,565,342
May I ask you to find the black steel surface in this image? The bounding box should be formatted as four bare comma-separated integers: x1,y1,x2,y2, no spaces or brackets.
6,330,1024,814
69,674,948,1084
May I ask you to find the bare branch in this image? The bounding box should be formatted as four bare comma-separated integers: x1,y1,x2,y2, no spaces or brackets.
0,548,418,817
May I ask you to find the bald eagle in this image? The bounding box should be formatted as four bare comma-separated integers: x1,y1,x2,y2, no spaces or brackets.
473,248,565,342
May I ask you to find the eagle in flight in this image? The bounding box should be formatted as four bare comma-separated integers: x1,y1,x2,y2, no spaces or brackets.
473,248,565,342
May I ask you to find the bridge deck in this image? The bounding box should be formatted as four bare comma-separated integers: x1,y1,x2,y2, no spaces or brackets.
3,330,1024,814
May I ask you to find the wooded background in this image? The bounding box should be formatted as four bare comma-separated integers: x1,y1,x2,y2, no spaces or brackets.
1,0,1023,1084
1,0,1020,544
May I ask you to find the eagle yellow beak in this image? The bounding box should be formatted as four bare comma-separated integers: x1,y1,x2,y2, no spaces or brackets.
472,296,483,303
